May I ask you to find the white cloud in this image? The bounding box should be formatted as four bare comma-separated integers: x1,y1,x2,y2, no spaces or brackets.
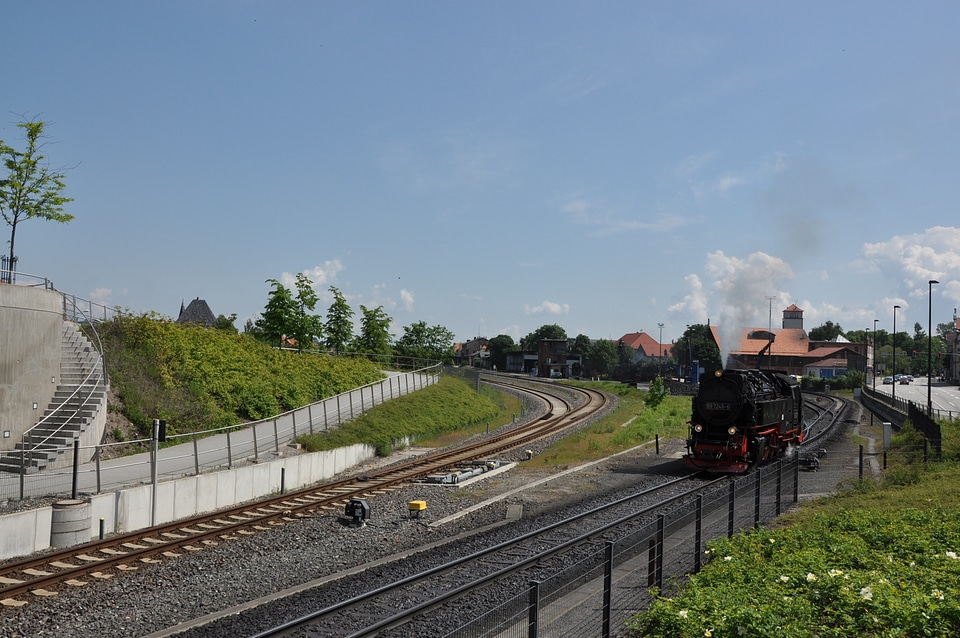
524,300,570,316
279,259,345,290
861,226,960,300
400,289,414,312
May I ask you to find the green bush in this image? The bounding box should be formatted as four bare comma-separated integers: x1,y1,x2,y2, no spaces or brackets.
631,508,960,637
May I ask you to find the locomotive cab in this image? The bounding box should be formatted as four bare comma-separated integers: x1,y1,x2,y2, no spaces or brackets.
684,369,803,473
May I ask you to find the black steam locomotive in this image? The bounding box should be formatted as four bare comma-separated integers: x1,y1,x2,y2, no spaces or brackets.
683,368,803,473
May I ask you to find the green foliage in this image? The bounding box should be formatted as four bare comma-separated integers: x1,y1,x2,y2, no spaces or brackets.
395,320,455,364
296,375,501,454
256,279,296,347
486,334,516,370
352,304,394,358
98,314,383,438
808,320,845,341
588,338,618,378
676,324,722,378
631,508,960,637
520,323,567,351
0,120,74,269
644,376,669,408
324,286,354,354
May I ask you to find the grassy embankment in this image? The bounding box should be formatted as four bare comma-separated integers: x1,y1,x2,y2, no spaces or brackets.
96,314,386,443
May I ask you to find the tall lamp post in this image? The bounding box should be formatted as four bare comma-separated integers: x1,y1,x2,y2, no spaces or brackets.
873,318,879,390
892,305,900,402
928,280,939,415
865,327,870,390
657,322,664,378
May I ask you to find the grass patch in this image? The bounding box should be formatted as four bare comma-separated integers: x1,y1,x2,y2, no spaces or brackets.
524,381,690,471
296,375,508,455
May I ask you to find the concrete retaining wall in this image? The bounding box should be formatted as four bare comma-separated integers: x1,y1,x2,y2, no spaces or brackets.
0,286,63,450
0,441,377,560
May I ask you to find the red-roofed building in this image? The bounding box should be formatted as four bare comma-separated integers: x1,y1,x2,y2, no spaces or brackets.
618,331,672,362
728,306,868,377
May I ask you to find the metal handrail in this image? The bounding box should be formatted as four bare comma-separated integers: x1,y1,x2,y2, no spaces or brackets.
6,272,116,472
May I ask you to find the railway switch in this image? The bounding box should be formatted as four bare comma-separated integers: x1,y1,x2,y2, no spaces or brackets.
345,498,371,526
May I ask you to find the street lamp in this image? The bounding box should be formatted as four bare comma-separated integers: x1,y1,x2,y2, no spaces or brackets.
873,319,879,390
928,280,939,415
657,322,664,378
892,305,900,402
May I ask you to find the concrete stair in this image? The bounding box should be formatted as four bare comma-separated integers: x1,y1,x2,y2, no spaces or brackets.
0,322,108,474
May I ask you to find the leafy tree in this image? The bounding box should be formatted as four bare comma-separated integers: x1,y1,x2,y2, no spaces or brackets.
289,273,324,353
395,320,455,363
676,324,722,376
212,313,238,333
255,279,296,347
808,321,844,341
912,321,925,343
570,333,592,355
520,324,567,351
352,304,393,360
588,338,618,378
324,286,354,354
486,334,515,371
0,120,74,277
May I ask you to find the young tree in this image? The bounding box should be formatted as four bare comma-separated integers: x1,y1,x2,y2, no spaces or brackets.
255,279,296,347
289,273,324,353
0,120,74,278
351,305,393,361
324,286,354,354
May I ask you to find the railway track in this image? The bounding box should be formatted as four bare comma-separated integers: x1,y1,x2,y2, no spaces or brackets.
218,393,853,637
0,376,611,608
185,472,715,637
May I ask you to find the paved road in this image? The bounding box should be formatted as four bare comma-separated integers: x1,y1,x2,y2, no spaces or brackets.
867,375,960,417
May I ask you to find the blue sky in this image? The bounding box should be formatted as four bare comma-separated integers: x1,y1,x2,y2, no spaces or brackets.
4,1,959,348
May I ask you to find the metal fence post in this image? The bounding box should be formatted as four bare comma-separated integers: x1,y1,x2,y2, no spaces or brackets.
226,429,233,468
602,542,613,638
754,470,762,528
728,480,736,538
776,463,783,516
193,433,200,476
273,419,280,453
252,424,259,462
694,494,703,573
655,514,664,591
527,581,540,638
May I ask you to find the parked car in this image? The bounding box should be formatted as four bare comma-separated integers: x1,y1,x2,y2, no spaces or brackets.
900,376,910,384
883,376,894,385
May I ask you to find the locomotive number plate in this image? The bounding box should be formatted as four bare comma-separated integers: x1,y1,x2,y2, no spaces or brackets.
704,402,731,411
